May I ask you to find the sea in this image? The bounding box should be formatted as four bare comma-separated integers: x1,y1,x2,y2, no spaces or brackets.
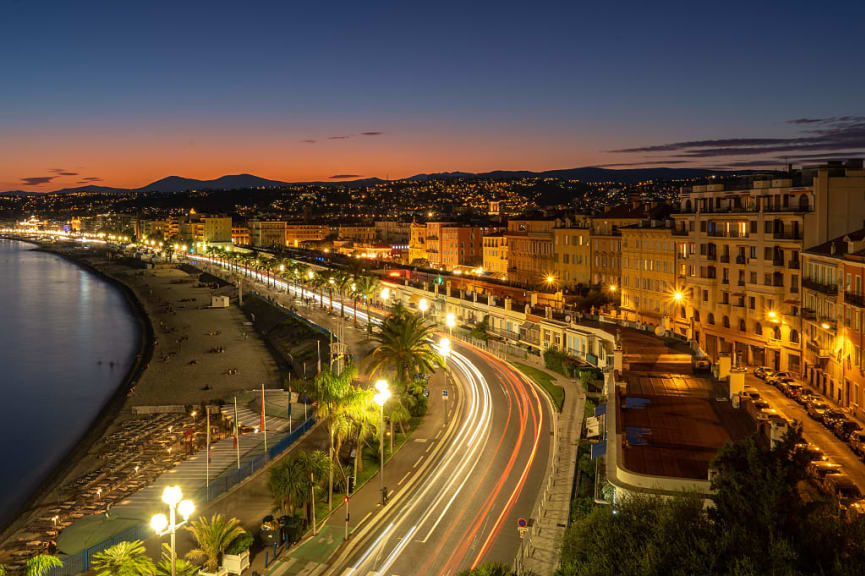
0,239,140,526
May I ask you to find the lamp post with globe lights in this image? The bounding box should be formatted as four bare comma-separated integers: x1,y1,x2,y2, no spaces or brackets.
150,486,194,576
373,380,391,505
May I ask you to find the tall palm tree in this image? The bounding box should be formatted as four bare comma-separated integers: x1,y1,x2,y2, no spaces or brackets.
354,275,379,334
185,514,245,573
315,364,358,507
334,271,351,318
268,452,311,516
367,310,444,388
25,555,62,576
91,540,156,576
295,449,330,525
311,272,328,309
346,387,377,479
294,263,310,301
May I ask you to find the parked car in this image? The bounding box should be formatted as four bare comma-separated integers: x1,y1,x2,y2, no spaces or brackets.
807,400,830,420
834,419,862,441
808,460,843,481
824,474,863,509
822,409,846,427
794,442,827,462
742,387,761,401
754,366,775,380
783,383,804,399
795,392,814,406
848,431,865,457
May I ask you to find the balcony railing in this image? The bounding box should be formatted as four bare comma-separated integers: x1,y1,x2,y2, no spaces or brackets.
845,292,865,308
773,231,802,240
788,259,800,269
772,258,785,267
735,255,747,265
803,308,816,320
803,278,838,295
720,254,730,263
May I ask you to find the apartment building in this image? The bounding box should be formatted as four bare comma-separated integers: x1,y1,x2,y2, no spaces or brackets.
483,234,508,280
504,219,555,286
424,222,454,269
232,226,250,246
802,230,865,416
249,220,287,248
553,217,591,287
619,222,688,334
202,216,232,244
590,203,653,286
375,220,410,243
285,223,329,246
338,225,377,243
408,222,428,264
440,226,485,270
672,160,865,372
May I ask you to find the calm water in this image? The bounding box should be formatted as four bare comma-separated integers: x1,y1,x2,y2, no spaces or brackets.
0,240,139,524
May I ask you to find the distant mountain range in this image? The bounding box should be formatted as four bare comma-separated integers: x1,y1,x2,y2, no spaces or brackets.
1,166,770,195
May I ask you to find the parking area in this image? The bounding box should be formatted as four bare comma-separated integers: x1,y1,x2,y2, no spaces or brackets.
746,372,865,493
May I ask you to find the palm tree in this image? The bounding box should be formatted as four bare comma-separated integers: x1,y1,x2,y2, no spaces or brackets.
311,272,328,309
347,387,378,479
354,275,379,334
334,271,351,318
315,365,358,507
185,514,245,573
25,555,62,576
91,540,156,576
293,263,309,301
294,450,330,525
367,310,444,388
268,453,310,516
156,544,198,576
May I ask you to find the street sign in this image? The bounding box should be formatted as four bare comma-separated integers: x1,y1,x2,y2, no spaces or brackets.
518,517,528,538
442,389,448,399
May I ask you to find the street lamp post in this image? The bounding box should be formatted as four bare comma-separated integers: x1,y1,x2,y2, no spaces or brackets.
373,380,391,506
446,312,455,336
150,486,194,576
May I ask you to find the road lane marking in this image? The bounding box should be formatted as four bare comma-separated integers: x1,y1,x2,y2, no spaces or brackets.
412,457,424,469
398,471,411,486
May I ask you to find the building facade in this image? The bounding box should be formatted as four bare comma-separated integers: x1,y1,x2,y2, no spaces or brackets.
249,220,287,248
553,217,591,287
408,222,428,264
440,226,484,270
202,216,233,244
483,234,508,280
504,219,555,286
672,161,865,372
285,223,329,246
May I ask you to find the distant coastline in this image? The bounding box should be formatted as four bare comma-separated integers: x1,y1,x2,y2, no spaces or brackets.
0,238,153,541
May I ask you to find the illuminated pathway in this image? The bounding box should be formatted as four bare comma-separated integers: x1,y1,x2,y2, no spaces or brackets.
189,255,554,574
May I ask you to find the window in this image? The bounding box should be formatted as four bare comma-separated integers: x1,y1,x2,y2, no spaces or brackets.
708,313,715,325
790,329,799,344
749,296,755,309
755,322,763,335
739,319,746,332
723,316,730,328
700,221,707,232
765,221,772,233
750,221,757,233
750,246,757,259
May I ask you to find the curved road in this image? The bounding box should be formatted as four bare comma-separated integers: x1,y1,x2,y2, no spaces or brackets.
190,256,554,574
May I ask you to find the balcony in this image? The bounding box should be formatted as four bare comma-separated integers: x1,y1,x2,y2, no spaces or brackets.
773,231,802,241
803,278,838,295
735,255,747,265
788,259,800,269
802,308,816,320
772,258,785,267
845,292,865,308
706,252,717,261
720,254,730,263
672,228,689,236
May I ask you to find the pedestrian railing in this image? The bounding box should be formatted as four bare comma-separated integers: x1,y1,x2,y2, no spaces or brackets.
46,414,316,576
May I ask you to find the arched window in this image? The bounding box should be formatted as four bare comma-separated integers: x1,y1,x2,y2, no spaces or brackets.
694,310,701,322
755,322,763,335
799,195,810,211
739,318,746,332
685,199,693,212
774,326,782,340
708,313,715,325
790,329,799,343
723,315,730,328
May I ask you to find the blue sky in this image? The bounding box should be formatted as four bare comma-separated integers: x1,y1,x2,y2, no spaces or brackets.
1,0,863,190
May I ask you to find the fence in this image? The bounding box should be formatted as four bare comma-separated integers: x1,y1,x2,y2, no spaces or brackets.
47,414,316,576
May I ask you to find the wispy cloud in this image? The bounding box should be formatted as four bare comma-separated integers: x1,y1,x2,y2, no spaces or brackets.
329,174,361,179
360,131,384,136
612,116,865,160
81,177,102,181
300,139,317,144
49,168,78,176
328,135,350,140
22,176,55,186
595,160,689,167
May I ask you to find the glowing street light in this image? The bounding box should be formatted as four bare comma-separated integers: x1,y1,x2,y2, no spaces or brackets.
821,322,831,330
381,287,391,305
418,298,428,318
373,380,391,506
673,290,684,302
446,312,455,335
608,284,617,293
151,486,194,576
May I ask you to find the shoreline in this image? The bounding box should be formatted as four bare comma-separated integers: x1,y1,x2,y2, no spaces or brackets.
0,239,155,543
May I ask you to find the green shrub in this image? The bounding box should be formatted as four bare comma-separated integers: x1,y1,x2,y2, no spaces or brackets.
225,532,254,555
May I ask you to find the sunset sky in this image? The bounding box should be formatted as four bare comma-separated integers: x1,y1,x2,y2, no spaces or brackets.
2,0,864,192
